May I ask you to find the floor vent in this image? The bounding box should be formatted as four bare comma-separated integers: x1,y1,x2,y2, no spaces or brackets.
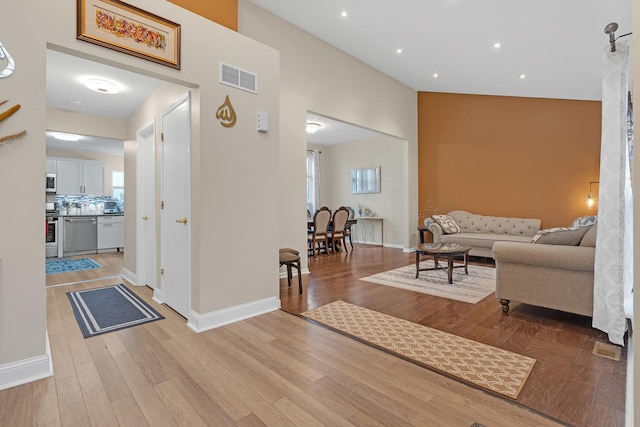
592,341,621,361
219,63,257,94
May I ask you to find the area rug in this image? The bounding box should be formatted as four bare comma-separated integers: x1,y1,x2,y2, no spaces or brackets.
46,257,102,275
301,300,535,399
360,260,496,303
67,284,164,338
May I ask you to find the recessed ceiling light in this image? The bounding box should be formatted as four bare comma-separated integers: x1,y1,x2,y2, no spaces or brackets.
494,42,501,48
53,133,80,141
85,78,119,94
396,48,403,54
306,122,322,134
519,74,526,79
341,11,348,17
67,99,85,106
433,73,439,78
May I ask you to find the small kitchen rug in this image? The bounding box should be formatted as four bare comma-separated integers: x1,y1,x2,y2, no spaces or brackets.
301,300,536,399
46,257,102,275
67,284,164,338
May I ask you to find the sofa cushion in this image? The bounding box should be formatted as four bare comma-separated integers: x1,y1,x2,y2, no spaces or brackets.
432,214,461,234
579,224,597,247
531,226,591,246
447,210,541,237
442,232,532,248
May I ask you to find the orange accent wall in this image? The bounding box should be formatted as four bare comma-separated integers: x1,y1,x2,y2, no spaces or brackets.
418,92,601,230
168,0,238,31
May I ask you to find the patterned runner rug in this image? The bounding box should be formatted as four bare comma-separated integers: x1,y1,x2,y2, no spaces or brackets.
360,260,496,303
46,257,102,275
301,300,535,399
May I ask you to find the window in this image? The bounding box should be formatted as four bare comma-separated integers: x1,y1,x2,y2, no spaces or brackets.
306,150,322,215
112,170,124,203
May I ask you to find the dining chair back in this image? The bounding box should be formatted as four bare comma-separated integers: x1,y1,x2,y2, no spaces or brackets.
308,207,331,256
343,206,355,250
329,207,350,253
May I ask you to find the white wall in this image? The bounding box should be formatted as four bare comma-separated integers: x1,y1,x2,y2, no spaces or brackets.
239,0,419,270
0,0,279,388
311,135,406,247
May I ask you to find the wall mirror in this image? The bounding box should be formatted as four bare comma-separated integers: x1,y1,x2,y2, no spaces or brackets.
351,166,381,194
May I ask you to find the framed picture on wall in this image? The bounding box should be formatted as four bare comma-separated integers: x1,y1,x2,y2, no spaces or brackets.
351,166,381,194
77,0,181,69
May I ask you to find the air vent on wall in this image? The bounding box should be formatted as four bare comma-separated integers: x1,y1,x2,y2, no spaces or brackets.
219,62,257,94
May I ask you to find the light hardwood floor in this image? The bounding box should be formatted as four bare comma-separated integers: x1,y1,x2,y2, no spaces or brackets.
3,250,566,426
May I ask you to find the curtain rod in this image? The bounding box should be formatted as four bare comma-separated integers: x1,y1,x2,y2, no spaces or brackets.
605,22,632,53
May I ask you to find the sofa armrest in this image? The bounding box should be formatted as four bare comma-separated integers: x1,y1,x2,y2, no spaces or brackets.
492,241,595,272
428,222,443,243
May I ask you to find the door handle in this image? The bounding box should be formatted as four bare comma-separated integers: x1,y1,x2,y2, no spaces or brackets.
142,216,149,220
175,218,187,224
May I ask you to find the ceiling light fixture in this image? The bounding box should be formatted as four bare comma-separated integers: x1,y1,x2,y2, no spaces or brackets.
396,48,402,54
586,181,599,209
53,133,80,141
433,73,439,78
67,99,85,106
519,74,526,79
493,42,501,48
85,78,119,94
341,11,348,17
306,122,322,134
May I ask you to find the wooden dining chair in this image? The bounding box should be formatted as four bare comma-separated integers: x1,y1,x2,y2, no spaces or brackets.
329,207,350,254
279,248,302,294
308,207,331,256
344,206,355,250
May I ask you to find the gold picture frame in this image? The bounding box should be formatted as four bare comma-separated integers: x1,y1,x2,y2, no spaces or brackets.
77,0,181,69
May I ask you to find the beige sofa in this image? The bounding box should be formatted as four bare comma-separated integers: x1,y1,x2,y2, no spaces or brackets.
492,224,596,317
428,210,541,257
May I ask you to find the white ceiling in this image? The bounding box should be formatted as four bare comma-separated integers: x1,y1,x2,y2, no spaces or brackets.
46,1,633,154
249,0,632,101
46,49,163,156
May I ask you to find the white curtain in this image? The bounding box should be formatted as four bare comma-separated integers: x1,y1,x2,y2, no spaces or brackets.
306,149,322,214
593,40,633,346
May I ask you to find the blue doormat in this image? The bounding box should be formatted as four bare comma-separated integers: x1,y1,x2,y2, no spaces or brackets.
46,257,102,275
66,284,164,338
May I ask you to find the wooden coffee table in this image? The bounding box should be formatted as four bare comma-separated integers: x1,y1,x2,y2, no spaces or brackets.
415,242,471,284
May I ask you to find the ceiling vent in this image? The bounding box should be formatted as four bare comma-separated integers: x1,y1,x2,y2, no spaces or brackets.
219,63,257,94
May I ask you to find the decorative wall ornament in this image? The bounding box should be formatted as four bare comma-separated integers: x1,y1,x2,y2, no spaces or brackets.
0,101,26,147
216,95,237,128
0,42,15,78
77,0,181,69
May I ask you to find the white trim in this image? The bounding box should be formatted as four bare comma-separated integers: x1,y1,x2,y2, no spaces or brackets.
0,331,53,391
121,268,137,286
187,297,280,333
278,268,310,279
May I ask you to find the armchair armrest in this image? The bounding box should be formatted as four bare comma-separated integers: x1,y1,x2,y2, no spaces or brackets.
428,222,443,243
492,241,595,272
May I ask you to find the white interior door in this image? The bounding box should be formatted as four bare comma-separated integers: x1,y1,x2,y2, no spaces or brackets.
136,121,157,291
161,93,191,318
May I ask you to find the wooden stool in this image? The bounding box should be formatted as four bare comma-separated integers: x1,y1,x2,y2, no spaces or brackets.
279,248,302,294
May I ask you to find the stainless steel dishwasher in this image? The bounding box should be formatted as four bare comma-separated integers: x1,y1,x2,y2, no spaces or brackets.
63,216,98,256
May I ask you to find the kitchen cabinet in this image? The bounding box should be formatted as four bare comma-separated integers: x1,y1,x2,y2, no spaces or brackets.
45,159,57,173
98,215,124,251
55,159,105,195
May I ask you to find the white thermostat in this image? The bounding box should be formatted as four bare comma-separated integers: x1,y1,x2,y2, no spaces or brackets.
257,112,269,133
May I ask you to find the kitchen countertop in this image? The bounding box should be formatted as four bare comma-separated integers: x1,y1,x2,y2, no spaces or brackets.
54,213,124,218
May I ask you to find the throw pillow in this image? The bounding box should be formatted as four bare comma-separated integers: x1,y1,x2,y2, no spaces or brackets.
579,224,597,247
531,226,591,246
571,215,597,228
432,214,461,234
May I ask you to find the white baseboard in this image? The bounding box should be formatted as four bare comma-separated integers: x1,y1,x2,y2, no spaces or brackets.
121,268,137,286
278,268,310,279
187,297,281,333
0,331,53,391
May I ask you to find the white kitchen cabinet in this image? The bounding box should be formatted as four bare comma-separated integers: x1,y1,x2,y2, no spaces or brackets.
98,215,124,251
55,158,105,195
45,159,57,173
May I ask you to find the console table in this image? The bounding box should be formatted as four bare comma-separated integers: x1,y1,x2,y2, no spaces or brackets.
355,217,384,246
